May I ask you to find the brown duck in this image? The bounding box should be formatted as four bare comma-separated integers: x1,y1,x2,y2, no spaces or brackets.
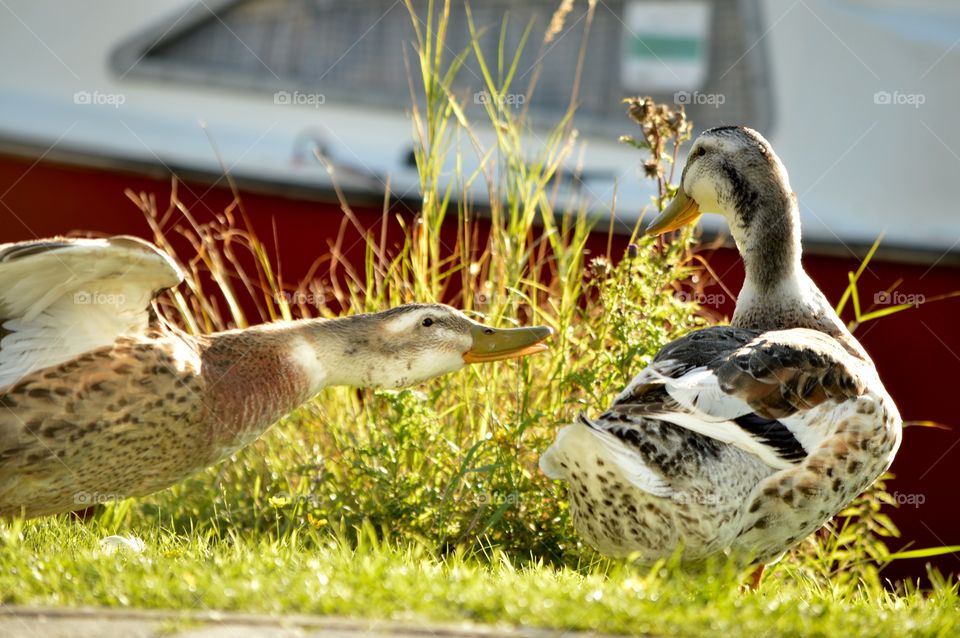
0,236,552,518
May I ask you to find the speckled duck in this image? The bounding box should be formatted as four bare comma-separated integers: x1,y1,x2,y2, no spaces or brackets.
541,126,901,585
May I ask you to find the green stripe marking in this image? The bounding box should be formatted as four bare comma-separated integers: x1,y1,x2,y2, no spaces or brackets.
629,34,703,60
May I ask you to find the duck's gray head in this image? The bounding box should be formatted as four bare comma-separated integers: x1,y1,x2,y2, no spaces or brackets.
310,303,553,389
645,126,793,240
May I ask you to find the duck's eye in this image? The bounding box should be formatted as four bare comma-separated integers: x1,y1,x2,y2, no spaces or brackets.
697,147,707,157
421,318,434,327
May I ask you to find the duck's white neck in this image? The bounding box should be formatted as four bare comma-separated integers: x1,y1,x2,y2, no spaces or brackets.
284,317,438,394
725,191,867,358
200,317,439,455
287,318,400,394
727,190,803,295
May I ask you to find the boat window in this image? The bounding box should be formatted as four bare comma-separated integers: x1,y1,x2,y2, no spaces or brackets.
112,0,771,134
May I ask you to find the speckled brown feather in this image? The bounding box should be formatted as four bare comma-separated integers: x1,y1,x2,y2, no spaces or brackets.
612,326,866,420
0,334,209,518
714,330,866,419
0,326,319,519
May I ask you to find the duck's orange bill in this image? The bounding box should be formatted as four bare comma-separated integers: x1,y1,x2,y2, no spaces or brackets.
645,188,703,235
463,325,553,363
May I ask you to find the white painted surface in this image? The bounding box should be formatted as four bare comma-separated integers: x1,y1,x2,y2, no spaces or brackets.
0,0,957,253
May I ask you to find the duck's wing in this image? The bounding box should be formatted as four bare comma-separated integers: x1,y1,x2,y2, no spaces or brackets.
593,326,867,475
0,236,183,390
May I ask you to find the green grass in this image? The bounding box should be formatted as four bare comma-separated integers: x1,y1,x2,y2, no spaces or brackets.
2,520,958,638
2,1,959,635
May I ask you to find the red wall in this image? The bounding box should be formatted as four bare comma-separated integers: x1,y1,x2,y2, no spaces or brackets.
1,152,957,581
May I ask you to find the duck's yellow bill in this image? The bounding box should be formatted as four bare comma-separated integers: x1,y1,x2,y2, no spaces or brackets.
645,188,702,235
463,325,553,363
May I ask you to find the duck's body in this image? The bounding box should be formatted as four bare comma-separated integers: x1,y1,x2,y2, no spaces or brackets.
544,326,898,564
2,325,311,517
541,126,901,566
0,237,551,518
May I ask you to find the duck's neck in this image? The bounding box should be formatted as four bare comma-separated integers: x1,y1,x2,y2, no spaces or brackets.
198,318,382,453
729,189,803,296
727,192,866,357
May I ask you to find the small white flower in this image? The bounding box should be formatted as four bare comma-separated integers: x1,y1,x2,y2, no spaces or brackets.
99,535,146,555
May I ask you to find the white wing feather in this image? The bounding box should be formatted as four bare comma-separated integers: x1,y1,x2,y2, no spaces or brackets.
616,361,794,467
540,423,675,497
586,425,675,496
614,354,864,471
0,236,183,389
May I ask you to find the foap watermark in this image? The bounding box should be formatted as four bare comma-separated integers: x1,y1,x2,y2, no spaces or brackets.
873,90,925,109
874,290,925,307
274,90,326,108
474,89,526,109
470,491,520,506
74,90,126,109
73,291,126,306
670,492,728,507
674,290,727,307
892,491,925,508
276,290,325,307
674,90,725,108
74,491,124,506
